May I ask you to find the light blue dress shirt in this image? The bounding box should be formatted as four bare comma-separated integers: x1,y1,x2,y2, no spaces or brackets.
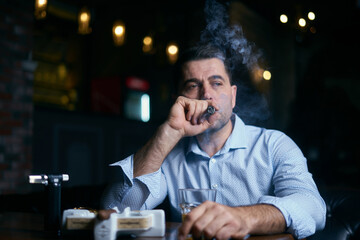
102,114,326,239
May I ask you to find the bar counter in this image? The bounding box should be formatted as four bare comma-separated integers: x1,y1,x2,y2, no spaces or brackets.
0,212,295,240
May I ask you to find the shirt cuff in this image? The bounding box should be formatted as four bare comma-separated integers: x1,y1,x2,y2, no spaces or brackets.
258,195,316,239
258,195,291,227
110,155,163,199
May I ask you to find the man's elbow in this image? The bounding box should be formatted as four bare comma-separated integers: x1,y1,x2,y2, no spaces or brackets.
314,198,327,231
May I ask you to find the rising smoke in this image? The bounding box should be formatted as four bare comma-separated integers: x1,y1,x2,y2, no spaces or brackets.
200,0,270,126
200,0,261,72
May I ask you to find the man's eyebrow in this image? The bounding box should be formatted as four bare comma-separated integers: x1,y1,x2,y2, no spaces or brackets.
209,75,225,81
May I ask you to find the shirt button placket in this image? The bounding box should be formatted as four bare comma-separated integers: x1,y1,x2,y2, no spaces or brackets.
209,158,218,190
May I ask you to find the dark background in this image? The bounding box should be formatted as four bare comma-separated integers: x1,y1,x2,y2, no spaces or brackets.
0,0,359,211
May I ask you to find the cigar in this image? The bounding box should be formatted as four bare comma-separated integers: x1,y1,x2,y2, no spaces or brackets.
199,106,216,122
207,106,216,115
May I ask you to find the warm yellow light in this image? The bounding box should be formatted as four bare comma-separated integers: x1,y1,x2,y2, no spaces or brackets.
80,12,89,22
298,18,306,27
143,36,152,45
142,36,153,53
78,7,91,34
166,43,179,64
280,14,288,23
114,26,124,36
167,45,178,55
113,21,126,46
308,12,315,20
35,0,47,19
263,70,271,80
38,0,47,7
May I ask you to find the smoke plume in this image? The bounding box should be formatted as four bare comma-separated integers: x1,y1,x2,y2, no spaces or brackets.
200,0,270,126
200,0,261,72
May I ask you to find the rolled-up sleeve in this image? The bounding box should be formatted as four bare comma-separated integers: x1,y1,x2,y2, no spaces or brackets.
258,133,326,239
259,193,325,239
100,155,167,211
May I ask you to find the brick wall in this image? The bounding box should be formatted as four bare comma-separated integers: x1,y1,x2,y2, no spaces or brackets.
0,0,35,194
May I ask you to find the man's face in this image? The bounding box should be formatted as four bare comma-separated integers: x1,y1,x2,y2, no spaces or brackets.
180,58,237,131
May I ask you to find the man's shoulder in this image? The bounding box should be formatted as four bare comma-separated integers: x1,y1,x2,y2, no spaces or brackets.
234,114,281,134
243,123,287,143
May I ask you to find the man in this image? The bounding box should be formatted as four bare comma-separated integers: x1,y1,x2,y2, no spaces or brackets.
101,44,326,240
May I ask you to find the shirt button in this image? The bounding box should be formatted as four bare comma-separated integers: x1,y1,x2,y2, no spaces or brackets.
210,158,216,163
212,184,218,189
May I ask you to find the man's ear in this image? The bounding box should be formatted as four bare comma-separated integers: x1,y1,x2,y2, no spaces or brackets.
231,85,237,108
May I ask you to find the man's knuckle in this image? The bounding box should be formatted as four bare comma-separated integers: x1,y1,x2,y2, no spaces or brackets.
213,203,224,212
203,229,214,238
193,221,202,230
186,213,196,222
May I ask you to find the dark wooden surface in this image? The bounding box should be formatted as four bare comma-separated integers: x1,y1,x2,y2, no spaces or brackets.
0,212,295,240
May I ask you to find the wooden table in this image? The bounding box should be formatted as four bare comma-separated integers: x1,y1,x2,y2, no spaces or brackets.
0,212,295,240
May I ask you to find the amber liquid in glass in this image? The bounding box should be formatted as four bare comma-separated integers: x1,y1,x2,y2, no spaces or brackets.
180,203,200,240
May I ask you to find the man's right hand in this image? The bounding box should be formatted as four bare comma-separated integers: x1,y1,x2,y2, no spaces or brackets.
166,96,219,137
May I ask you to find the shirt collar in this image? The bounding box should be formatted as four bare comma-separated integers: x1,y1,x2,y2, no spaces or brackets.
185,113,248,157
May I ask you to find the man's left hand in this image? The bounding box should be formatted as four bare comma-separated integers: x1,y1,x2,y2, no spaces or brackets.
178,201,251,240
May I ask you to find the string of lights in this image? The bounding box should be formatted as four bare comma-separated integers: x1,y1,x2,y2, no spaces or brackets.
34,0,179,65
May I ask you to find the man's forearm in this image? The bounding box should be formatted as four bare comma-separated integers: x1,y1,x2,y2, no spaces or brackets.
237,204,286,235
133,122,182,177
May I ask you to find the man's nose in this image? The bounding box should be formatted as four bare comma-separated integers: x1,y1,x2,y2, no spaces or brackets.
200,84,213,100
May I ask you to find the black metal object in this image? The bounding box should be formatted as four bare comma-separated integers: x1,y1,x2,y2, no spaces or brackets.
29,174,69,236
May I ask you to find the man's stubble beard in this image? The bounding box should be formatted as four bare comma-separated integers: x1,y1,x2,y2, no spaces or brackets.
199,110,233,136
